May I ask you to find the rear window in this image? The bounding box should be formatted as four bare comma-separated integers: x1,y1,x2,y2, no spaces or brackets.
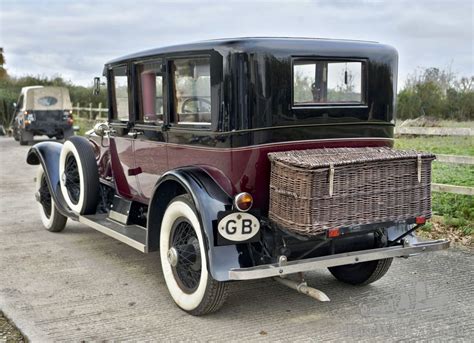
293,60,365,106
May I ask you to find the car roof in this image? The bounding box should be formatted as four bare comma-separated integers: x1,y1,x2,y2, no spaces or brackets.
105,37,391,66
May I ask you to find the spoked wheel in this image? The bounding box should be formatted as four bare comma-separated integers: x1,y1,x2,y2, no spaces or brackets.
36,165,67,232
59,136,99,214
169,218,203,293
160,195,229,315
64,153,81,205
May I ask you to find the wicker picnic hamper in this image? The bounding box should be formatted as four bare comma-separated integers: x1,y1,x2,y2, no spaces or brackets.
268,147,435,237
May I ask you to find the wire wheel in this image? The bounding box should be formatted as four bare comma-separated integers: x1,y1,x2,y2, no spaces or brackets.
64,153,80,205
170,218,202,293
38,173,52,219
35,165,67,232
59,137,99,214
160,195,229,315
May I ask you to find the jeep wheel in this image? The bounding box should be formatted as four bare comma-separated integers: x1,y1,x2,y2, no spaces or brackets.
328,258,393,285
19,129,33,145
160,195,229,316
59,136,99,214
63,128,74,140
36,165,67,232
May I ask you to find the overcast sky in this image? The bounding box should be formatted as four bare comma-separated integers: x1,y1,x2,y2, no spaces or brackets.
0,0,472,89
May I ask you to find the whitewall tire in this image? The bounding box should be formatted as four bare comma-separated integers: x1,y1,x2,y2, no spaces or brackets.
160,195,228,315
36,166,67,232
59,137,99,215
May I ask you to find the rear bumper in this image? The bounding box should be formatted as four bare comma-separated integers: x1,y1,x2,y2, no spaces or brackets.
228,239,450,280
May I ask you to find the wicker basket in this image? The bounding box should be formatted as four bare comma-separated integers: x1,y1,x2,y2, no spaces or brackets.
268,147,435,237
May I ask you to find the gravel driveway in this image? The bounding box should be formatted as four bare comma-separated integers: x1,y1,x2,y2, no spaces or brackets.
0,136,473,342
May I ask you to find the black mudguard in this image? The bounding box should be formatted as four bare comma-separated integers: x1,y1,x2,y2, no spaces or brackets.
148,167,250,282
26,141,78,220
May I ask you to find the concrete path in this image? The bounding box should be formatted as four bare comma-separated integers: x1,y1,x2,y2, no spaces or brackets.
0,136,472,342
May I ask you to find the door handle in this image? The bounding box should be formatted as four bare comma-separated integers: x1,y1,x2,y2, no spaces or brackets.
127,130,143,139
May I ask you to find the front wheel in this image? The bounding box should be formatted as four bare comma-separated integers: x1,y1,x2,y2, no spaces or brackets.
328,258,393,285
36,165,67,232
160,195,229,316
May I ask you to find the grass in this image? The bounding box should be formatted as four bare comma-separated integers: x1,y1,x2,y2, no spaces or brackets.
432,162,474,187
74,117,98,136
395,133,474,241
395,136,474,156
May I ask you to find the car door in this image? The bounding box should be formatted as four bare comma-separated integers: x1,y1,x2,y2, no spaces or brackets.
107,64,141,199
131,59,168,201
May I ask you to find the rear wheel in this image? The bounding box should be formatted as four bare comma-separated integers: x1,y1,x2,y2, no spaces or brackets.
59,136,99,214
160,195,229,315
328,258,393,285
36,165,67,232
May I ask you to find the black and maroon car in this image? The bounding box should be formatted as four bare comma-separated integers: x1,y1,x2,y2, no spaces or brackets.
27,38,449,316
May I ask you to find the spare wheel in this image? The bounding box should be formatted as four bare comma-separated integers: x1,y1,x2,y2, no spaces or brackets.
59,136,99,214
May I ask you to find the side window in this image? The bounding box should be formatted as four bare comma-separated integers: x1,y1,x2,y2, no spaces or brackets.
170,57,211,126
293,60,365,106
112,66,129,121
137,62,164,125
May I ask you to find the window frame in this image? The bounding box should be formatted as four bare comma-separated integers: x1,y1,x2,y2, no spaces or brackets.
133,58,166,128
109,64,131,123
291,57,368,109
167,54,213,130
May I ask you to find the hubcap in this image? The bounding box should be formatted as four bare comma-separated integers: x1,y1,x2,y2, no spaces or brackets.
167,247,178,267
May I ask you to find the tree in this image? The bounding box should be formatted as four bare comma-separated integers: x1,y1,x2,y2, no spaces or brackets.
397,67,473,121
0,48,7,80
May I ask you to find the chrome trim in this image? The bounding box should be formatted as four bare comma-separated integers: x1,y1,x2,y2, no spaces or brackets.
229,239,450,280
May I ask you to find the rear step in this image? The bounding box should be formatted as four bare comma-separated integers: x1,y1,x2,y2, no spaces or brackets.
79,214,147,252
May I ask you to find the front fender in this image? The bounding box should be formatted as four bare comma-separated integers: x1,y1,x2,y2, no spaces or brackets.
26,142,78,220
148,167,250,282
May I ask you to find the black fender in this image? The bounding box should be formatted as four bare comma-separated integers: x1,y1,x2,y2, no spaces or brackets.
147,167,246,282
26,141,78,220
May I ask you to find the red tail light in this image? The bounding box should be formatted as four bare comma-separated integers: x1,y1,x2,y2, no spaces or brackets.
416,216,426,224
327,227,340,238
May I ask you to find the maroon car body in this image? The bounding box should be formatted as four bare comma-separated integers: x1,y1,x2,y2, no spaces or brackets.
27,38,449,315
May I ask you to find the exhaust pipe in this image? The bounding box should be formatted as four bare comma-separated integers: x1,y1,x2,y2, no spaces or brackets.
273,277,330,302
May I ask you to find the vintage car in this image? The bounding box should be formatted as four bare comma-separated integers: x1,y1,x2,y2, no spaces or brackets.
27,37,449,316
13,86,74,145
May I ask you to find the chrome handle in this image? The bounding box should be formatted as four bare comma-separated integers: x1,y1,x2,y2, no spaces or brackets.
127,130,143,138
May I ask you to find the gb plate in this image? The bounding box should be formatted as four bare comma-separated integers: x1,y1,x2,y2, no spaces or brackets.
218,212,260,242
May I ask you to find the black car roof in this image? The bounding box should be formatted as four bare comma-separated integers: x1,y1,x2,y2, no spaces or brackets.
105,37,394,66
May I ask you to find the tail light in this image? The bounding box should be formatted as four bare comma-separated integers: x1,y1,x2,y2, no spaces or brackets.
327,227,340,238
416,216,426,224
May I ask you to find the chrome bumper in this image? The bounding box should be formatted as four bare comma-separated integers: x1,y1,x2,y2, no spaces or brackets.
229,239,450,280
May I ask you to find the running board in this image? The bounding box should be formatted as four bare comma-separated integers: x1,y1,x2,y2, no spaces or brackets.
79,214,147,252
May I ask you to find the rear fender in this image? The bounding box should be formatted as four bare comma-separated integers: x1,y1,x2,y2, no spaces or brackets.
147,167,247,282
26,142,78,220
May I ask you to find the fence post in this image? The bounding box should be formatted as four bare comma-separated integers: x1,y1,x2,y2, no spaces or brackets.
89,103,93,120
98,102,102,120
76,102,80,117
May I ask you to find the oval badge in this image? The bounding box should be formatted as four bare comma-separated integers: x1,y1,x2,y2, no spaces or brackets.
218,212,260,242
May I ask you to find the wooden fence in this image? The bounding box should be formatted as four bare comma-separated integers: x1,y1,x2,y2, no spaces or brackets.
395,126,473,136
72,102,108,120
